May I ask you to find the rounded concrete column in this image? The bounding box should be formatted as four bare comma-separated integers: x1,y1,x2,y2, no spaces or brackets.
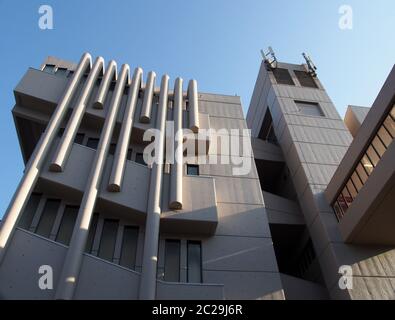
188,79,199,133
139,74,169,300
92,60,117,109
140,71,156,123
49,57,106,172
54,64,130,300
169,77,183,210
108,67,143,192
0,53,92,265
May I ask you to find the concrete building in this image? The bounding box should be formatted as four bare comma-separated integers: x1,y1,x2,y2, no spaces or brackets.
0,52,394,300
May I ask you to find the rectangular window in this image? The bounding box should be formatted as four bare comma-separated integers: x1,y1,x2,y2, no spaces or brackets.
295,101,324,117
56,67,68,76
258,109,278,144
377,126,393,148
43,64,55,73
86,138,99,150
341,187,352,207
383,114,395,138
35,199,61,238
187,164,199,176
119,226,139,269
74,133,85,145
371,136,386,157
85,213,99,253
294,70,318,88
56,206,78,245
98,219,119,262
135,153,146,166
366,145,380,167
18,193,42,230
272,68,295,85
127,148,133,161
351,172,363,192
355,163,369,184
361,154,374,175
164,240,181,282
187,241,202,283
346,180,358,200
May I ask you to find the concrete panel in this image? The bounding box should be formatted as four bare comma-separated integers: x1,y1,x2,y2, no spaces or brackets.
214,176,263,205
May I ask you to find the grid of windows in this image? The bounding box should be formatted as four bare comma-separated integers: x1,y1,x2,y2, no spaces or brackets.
272,68,295,85
333,105,395,220
294,70,319,88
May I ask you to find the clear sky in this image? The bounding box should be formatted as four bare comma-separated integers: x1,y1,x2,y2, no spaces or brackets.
0,0,394,217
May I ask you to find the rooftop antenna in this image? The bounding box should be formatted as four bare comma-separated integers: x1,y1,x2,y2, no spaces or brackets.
302,52,317,77
261,46,277,70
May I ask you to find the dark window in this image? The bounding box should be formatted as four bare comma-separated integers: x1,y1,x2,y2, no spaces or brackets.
85,213,99,253
43,64,55,73
127,148,133,161
258,109,278,144
18,193,42,230
295,101,324,117
98,219,119,262
164,240,181,282
187,164,199,176
74,133,85,145
272,68,295,85
67,70,75,78
35,199,61,238
56,67,68,76
109,143,117,156
86,138,99,150
135,153,146,166
56,206,78,245
187,241,202,283
119,226,139,269
58,128,65,137
294,70,318,88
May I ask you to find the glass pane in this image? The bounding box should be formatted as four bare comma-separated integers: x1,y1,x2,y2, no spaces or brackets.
135,153,146,166
356,163,368,184
383,115,395,138
366,145,380,167
43,64,55,73
119,226,139,269
56,206,78,245
18,193,41,230
35,199,61,238
377,126,392,148
164,240,180,282
341,187,353,207
187,241,202,283
361,154,374,175
351,172,363,192
346,180,358,200
337,195,348,216
56,68,67,76
85,213,99,253
371,136,386,157
98,219,119,262
187,165,199,176
74,133,85,145
86,138,99,150
295,101,324,117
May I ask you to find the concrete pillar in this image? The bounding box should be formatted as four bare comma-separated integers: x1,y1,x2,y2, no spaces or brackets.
169,77,183,210
0,53,92,265
55,64,130,300
188,79,199,133
140,71,156,123
108,67,143,192
139,74,169,300
92,60,117,109
49,57,106,172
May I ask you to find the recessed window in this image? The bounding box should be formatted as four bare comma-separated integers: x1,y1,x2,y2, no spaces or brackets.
109,143,117,155
56,67,68,76
35,199,61,238
272,68,295,85
119,226,139,270
85,213,99,253
187,241,202,283
74,133,85,145
98,219,119,262
135,153,146,166
258,109,278,144
127,148,133,161
187,164,199,176
18,193,42,230
56,206,78,246
42,64,55,73
164,239,181,282
294,70,318,88
295,101,324,117
86,138,99,150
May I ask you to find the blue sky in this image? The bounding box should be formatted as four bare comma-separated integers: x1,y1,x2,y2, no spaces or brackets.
0,0,394,217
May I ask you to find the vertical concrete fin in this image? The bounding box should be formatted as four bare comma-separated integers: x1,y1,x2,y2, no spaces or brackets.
140,71,156,123
0,52,92,265
55,64,129,300
92,60,118,109
188,79,199,133
49,56,106,172
139,74,169,300
108,67,143,192
169,77,183,209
